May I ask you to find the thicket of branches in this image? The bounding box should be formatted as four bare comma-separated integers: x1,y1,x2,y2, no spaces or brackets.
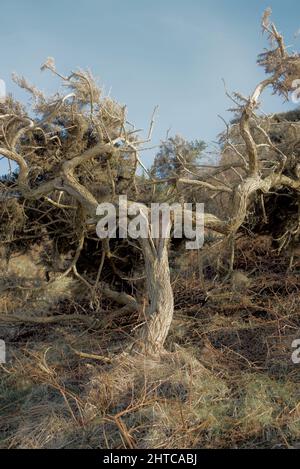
0,10,299,356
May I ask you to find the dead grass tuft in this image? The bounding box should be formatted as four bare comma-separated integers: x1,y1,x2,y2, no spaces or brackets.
1,234,300,448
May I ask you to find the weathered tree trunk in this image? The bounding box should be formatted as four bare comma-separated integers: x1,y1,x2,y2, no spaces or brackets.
136,236,174,355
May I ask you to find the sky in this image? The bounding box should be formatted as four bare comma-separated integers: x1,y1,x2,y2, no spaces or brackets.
1,0,300,174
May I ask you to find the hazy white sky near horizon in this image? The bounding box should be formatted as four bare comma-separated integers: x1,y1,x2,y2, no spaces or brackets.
1,0,300,174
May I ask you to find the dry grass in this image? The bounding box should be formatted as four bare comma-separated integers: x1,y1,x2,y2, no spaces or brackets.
0,235,300,449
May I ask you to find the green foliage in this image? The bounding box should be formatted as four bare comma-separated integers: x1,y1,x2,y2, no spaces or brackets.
151,135,206,179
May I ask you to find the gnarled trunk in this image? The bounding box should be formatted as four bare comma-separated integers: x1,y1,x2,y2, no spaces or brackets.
136,237,174,355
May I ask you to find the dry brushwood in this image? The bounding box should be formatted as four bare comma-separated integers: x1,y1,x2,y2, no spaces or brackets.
0,10,299,355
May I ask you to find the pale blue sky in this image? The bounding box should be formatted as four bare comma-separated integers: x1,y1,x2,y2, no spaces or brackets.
1,0,300,173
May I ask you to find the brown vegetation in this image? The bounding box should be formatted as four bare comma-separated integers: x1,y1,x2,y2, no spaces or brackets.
0,10,299,448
